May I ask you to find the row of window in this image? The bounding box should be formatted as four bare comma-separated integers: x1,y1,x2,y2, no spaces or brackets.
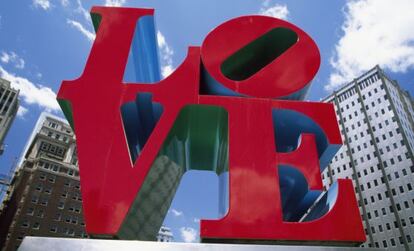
49,225,86,238
361,194,413,211
39,168,80,185
39,142,66,158
359,73,380,90
45,129,70,143
47,120,72,135
32,192,82,207
336,74,380,103
373,235,412,248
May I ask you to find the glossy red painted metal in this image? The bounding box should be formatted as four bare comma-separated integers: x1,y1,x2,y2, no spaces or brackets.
201,15,320,99
57,6,365,244
198,97,362,242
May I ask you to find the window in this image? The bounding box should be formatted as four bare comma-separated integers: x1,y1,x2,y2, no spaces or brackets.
31,195,39,204
52,165,59,172
44,187,52,194
40,197,48,206
50,226,58,233
65,216,71,223
26,207,34,216
58,200,65,209
48,175,56,183
54,213,61,221
68,229,75,236
21,220,30,228
40,142,50,151
32,222,40,230
37,209,45,218
35,183,43,191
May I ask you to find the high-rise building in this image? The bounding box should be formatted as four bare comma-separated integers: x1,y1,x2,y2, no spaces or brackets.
0,113,85,251
0,173,11,207
156,226,173,242
322,66,414,250
0,78,19,155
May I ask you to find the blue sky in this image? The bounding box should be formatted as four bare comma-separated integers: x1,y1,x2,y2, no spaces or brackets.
0,0,414,243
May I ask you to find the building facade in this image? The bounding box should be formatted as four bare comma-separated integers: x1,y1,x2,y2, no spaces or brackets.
322,66,414,250
0,113,85,251
0,78,19,155
156,226,173,242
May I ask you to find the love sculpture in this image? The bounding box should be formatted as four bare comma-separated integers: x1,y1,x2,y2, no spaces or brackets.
57,6,365,245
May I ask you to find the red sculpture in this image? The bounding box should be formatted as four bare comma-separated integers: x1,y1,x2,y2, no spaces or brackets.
57,6,365,245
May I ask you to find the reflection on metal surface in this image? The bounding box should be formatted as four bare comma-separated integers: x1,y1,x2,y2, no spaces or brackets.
57,6,365,245
118,105,228,240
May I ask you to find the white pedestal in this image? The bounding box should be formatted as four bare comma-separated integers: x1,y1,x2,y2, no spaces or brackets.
18,237,383,251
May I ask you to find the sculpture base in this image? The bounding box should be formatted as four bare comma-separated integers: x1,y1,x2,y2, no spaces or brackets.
18,237,382,251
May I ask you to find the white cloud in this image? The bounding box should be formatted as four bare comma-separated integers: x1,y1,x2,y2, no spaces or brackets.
75,0,90,21
157,31,174,78
327,0,414,91
67,19,96,42
104,0,127,7
17,106,29,118
161,65,173,79
193,218,200,223
180,227,198,243
1,51,25,69
61,0,69,7
259,1,289,19
170,209,183,217
0,66,60,112
33,0,51,10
